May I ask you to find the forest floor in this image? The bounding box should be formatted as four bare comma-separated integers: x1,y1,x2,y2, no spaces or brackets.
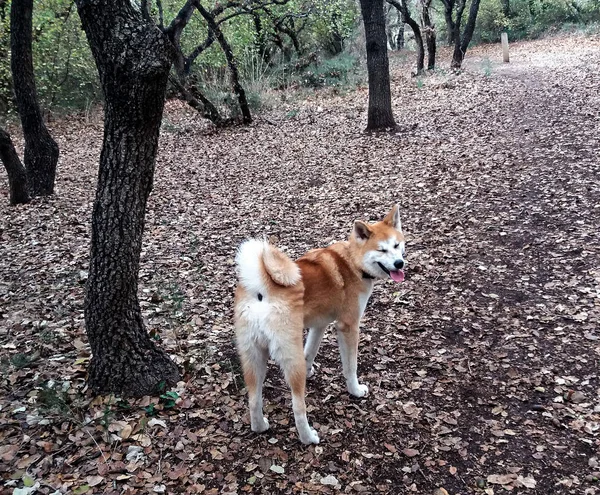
1,34,600,495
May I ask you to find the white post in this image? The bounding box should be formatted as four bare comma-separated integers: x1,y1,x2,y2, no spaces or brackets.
501,32,510,63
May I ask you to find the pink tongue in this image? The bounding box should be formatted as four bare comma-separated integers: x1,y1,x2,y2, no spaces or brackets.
390,270,405,282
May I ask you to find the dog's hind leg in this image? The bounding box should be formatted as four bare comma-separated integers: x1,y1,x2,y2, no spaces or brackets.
304,326,326,378
240,345,270,433
272,332,320,445
281,357,320,445
336,322,368,398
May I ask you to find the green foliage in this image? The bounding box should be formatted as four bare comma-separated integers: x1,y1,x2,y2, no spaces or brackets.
472,0,600,42
476,0,511,42
160,390,179,409
310,0,360,55
288,53,363,88
0,0,100,114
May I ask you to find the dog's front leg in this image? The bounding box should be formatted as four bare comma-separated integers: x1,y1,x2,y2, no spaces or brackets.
336,322,368,397
304,326,326,378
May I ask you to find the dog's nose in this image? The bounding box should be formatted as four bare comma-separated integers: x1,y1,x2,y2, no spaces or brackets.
394,259,404,269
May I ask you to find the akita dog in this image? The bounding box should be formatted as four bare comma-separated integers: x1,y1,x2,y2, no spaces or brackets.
234,205,405,444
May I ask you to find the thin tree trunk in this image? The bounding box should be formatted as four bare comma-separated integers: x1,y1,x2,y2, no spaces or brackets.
451,0,466,68
421,0,436,70
451,0,481,68
10,0,59,197
441,0,456,45
360,0,396,131
388,0,424,75
170,75,222,124
396,10,405,49
460,0,482,54
75,0,180,397
195,2,252,124
0,127,30,205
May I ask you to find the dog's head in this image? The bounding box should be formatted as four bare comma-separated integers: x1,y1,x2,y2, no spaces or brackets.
351,205,406,282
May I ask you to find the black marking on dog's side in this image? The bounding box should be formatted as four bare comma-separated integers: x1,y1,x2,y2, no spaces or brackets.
257,293,263,301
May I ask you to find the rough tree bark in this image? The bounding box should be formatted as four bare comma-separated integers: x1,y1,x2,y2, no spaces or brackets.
0,127,30,205
421,0,436,70
388,0,424,75
451,0,482,68
360,0,396,130
194,1,252,124
75,0,180,397
10,0,59,197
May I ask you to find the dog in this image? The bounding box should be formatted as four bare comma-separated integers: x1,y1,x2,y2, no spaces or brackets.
234,205,406,444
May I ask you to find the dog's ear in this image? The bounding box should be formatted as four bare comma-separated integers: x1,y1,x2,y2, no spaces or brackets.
353,220,372,242
383,204,402,231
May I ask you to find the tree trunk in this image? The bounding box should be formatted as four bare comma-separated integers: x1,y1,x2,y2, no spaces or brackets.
195,2,252,124
451,0,481,68
450,0,466,68
421,0,436,70
405,15,425,74
388,0,424,75
386,4,396,49
75,0,180,397
460,0,482,53
360,0,396,131
0,127,30,205
10,0,59,197
501,0,510,17
441,0,456,45
396,10,405,49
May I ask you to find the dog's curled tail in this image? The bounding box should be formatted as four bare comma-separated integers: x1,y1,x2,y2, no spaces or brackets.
236,239,301,293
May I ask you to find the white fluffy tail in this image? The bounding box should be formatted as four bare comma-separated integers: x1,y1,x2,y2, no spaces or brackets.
236,239,301,293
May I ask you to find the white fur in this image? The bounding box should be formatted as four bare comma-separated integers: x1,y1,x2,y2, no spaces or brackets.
236,239,268,296
358,282,374,319
362,238,406,279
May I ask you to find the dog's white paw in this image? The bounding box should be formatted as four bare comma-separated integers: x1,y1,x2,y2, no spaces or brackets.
306,365,315,379
349,383,369,398
251,417,270,433
299,427,320,445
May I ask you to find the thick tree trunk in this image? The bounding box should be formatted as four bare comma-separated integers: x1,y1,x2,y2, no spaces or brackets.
0,127,30,205
360,0,396,131
451,0,481,68
421,0,436,70
75,0,180,397
195,2,252,124
10,0,59,197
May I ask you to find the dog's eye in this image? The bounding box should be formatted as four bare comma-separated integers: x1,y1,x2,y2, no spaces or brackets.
394,243,399,249
379,248,387,253
257,293,263,301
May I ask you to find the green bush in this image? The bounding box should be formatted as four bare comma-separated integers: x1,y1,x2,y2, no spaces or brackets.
287,53,363,89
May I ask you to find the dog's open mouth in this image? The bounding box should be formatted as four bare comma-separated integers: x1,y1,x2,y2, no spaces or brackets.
377,262,405,282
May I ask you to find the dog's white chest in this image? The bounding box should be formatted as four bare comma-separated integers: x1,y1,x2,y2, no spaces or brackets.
358,284,374,319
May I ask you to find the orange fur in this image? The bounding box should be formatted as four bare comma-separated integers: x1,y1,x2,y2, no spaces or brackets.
234,205,405,444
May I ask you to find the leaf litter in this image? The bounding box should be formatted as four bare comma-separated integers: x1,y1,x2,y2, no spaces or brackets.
1,35,600,494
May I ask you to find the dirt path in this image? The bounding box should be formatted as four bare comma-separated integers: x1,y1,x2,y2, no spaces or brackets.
1,35,599,494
